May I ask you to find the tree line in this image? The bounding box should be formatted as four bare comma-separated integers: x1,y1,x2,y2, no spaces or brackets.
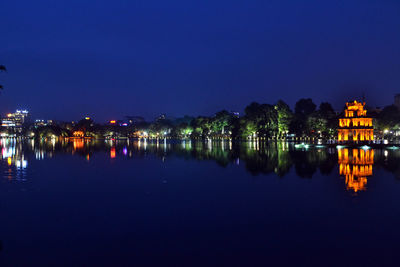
25,97,395,140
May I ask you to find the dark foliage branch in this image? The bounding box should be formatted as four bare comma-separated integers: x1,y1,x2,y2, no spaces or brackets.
0,65,6,90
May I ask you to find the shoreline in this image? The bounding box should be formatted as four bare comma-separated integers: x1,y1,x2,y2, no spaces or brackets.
2,136,400,148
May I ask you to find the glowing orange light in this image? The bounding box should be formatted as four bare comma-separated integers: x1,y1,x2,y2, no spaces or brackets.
73,131,84,137
85,117,90,120
7,157,12,165
338,148,374,193
338,101,373,142
73,139,84,150
110,147,116,159
110,120,116,124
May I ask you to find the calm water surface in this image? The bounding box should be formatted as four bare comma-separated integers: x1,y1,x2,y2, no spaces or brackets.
0,139,400,266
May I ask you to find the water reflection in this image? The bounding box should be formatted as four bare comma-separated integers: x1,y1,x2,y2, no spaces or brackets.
338,148,374,193
1,138,400,194
0,138,28,181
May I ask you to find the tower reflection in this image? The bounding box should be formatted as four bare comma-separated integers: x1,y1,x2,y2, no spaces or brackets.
338,148,374,193
72,138,85,150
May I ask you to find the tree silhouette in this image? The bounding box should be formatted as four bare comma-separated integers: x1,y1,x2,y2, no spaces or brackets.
0,65,6,90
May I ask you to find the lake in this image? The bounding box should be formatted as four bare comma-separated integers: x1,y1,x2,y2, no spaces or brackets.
0,138,400,266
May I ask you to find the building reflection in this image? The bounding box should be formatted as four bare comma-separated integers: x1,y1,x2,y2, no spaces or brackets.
72,138,85,150
0,138,398,195
338,148,374,193
0,138,28,181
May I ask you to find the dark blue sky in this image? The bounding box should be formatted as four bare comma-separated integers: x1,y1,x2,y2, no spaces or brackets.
1,0,399,122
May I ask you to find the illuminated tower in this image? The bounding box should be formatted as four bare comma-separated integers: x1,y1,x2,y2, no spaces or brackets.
338,101,373,142
338,148,374,193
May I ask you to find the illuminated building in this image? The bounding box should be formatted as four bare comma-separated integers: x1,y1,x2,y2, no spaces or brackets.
2,110,30,131
73,131,84,137
338,148,374,193
338,101,373,142
34,119,53,127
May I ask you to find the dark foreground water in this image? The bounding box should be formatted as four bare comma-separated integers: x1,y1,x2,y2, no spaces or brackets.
0,139,400,266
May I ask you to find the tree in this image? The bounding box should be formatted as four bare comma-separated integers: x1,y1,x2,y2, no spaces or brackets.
0,65,6,90
35,125,70,139
191,116,211,138
295,98,316,117
291,98,317,136
244,102,262,118
257,104,278,137
318,102,337,138
376,105,400,131
306,113,327,137
148,119,172,137
238,118,257,139
173,115,194,125
171,122,193,138
319,102,335,118
211,110,232,136
243,102,278,138
306,102,337,138
275,100,293,137
75,118,93,129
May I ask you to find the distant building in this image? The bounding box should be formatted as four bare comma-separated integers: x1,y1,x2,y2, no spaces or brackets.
2,110,30,131
34,119,53,127
394,94,400,110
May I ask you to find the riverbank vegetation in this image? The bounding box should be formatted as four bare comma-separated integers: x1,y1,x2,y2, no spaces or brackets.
2,98,400,140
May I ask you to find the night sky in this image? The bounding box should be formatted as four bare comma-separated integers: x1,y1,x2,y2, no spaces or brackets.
1,0,400,122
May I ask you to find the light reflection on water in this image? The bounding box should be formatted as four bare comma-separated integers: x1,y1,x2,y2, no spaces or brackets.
0,138,399,194
338,148,374,193
0,139,28,181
